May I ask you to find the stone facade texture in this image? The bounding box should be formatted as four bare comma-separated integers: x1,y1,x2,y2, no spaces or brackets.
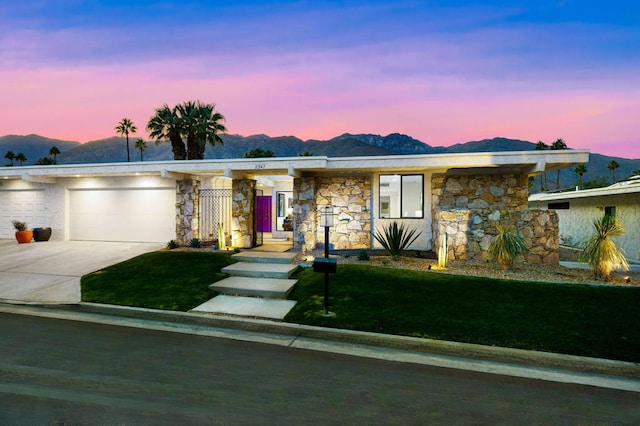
432,173,559,264
293,176,371,252
176,179,200,246
231,179,256,248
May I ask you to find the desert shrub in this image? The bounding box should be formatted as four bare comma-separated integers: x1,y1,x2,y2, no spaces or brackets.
190,238,201,248
579,215,629,280
487,225,527,270
357,249,370,261
374,221,422,260
166,240,178,250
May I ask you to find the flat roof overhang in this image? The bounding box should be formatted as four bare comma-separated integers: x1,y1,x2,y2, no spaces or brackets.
0,150,590,183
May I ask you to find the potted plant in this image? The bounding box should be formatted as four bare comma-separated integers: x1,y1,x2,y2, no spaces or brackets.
12,220,33,244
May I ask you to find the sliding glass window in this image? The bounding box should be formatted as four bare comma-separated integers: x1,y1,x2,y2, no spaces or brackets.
379,174,423,219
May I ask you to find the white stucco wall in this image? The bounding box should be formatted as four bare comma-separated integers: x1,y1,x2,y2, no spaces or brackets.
371,172,432,250
530,193,640,261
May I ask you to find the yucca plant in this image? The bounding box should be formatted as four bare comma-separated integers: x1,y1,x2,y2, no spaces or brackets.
487,225,527,270
374,221,422,260
579,215,629,280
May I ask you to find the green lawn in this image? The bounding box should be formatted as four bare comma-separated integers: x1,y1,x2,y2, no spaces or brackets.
81,251,234,311
81,252,640,362
285,265,640,362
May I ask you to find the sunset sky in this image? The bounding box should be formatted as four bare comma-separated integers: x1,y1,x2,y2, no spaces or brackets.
1,1,639,158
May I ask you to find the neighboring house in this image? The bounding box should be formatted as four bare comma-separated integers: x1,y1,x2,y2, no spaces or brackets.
529,176,640,262
0,150,588,264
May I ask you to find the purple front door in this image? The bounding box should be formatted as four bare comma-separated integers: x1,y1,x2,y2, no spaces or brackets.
256,195,272,232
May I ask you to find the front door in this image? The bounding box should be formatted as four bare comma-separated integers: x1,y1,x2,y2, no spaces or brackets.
256,195,272,233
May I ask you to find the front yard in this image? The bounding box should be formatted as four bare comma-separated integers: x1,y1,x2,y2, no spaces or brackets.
81,251,640,363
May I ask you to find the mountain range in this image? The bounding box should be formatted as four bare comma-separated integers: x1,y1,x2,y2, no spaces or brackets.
1,133,639,193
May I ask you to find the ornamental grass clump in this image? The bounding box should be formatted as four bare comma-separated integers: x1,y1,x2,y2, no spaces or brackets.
579,215,629,280
374,221,422,260
487,225,528,270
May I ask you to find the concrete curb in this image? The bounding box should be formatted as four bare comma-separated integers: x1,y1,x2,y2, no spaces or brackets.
9,301,638,380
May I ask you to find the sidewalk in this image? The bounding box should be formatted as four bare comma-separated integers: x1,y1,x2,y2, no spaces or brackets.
1,301,638,393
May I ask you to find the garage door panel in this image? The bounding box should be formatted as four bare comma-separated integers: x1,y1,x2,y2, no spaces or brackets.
0,190,47,238
69,188,175,242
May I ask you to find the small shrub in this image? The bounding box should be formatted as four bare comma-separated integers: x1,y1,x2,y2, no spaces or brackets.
190,238,201,248
357,249,370,261
579,215,629,280
166,240,178,250
12,220,28,231
374,221,422,260
487,225,527,270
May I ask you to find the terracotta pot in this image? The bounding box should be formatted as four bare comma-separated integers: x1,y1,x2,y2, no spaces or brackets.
33,227,52,242
15,230,33,244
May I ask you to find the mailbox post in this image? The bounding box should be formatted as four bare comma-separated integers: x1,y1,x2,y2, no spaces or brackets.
313,206,336,317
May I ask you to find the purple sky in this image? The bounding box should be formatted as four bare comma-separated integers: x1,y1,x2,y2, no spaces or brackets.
1,1,639,158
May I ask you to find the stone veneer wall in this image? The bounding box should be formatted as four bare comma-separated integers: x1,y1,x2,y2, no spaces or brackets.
231,179,256,248
293,176,371,252
176,179,200,246
432,173,559,264
292,177,317,252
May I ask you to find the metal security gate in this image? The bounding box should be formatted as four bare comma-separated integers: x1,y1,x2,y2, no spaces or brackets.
199,189,232,243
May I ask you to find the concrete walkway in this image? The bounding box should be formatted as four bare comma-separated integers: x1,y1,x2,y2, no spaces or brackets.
0,240,163,304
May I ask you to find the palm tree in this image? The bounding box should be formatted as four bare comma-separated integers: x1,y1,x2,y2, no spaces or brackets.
4,150,15,166
176,100,227,160
49,146,60,163
535,141,547,190
551,138,567,190
573,164,587,188
134,138,147,161
607,160,620,184
15,153,27,166
630,168,640,178
146,104,187,160
115,118,138,162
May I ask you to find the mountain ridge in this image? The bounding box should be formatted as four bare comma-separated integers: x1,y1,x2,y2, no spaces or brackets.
2,133,638,192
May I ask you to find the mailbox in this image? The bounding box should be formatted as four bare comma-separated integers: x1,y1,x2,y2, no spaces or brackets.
313,257,337,273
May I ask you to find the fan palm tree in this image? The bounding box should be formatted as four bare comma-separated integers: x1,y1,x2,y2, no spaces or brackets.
15,153,27,166
4,150,15,166
134,138,147,161
146,104,187,160
176,100,227,160
535,141,547,190
49,146,60,163
607,160,619,184
115,118,137,162
630,168,640,178
551,138,567,190
573,164,587,188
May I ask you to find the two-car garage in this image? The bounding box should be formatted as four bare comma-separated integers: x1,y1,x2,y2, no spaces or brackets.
68,188,175,243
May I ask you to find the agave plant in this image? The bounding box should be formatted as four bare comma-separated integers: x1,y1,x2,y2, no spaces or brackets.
374,221,422,260
579,215,629,280
487,225,527,270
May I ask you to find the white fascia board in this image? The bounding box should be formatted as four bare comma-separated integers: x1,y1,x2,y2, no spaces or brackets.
529,184,640,202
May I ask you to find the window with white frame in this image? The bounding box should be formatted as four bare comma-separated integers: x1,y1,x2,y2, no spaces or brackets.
379,174,423,219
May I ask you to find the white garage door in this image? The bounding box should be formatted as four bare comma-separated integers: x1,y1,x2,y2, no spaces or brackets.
0,190,47,238
69,188,175,242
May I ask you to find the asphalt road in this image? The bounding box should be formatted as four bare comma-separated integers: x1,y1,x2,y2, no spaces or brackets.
1,313,639,425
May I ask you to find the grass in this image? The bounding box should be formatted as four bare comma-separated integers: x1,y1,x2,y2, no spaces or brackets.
80,251,640,362
81,251,235,311
285,265,640,362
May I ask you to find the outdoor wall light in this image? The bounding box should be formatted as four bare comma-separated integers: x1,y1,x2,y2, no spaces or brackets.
320,205,334,227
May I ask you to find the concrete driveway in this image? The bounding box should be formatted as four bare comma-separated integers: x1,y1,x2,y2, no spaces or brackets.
0,240,164,304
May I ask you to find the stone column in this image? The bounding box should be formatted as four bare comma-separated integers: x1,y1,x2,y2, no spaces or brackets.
176,179,200,246
231,179,256,248
292,177,317,253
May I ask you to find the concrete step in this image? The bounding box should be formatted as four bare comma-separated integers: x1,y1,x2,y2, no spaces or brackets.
191,295,297,320
222,262,299,279
232,251,296,264
210,276,297,299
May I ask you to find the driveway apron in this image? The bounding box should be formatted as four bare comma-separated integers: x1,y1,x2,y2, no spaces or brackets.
0,240,163,304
